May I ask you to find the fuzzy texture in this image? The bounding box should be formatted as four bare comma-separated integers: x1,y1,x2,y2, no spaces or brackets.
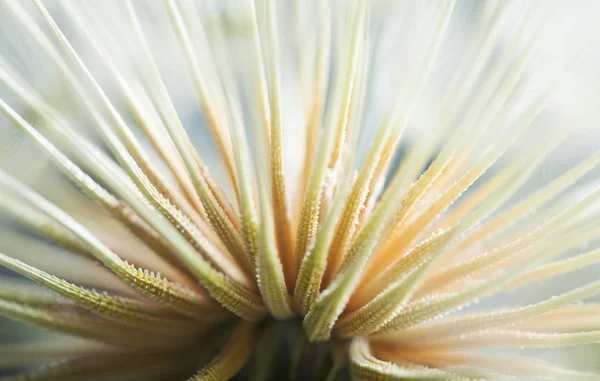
0,0,599,380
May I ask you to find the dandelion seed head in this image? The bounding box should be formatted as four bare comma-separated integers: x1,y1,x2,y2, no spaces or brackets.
0,0,599,380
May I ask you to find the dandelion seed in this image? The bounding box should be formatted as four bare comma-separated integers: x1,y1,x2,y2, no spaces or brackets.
0,0,599,380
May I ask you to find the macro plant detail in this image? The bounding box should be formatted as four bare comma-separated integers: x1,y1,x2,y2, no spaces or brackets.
0,0,599,380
